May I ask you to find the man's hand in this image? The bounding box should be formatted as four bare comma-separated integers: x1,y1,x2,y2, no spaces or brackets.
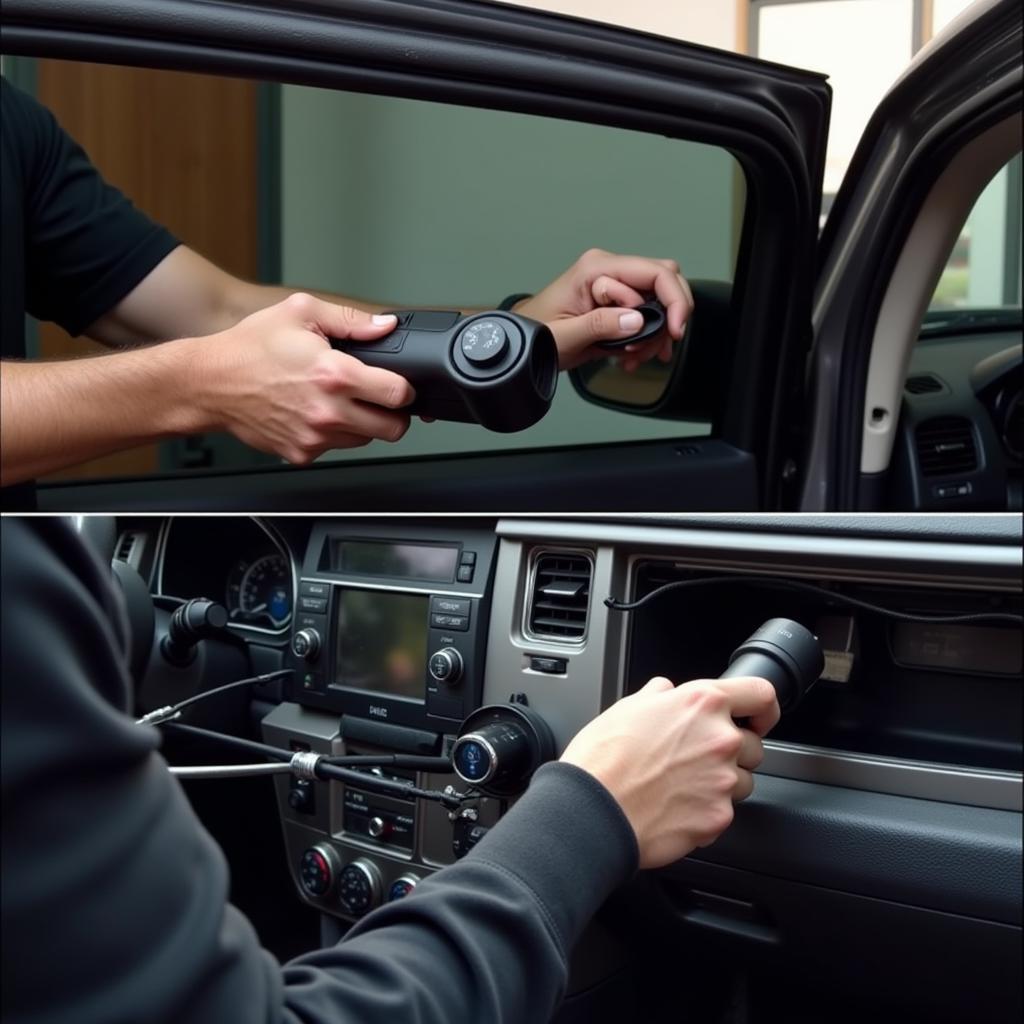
560,676,780,869
516,248,694,372
189,293,415,465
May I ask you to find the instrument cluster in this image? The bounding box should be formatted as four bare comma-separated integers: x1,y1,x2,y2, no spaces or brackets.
158,518,295,635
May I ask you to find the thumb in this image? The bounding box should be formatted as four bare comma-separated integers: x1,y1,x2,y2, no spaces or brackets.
553,306,645,351
281,293,398,341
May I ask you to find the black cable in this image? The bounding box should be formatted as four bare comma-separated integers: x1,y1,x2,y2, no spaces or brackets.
136,669,294,725
320,754,452,772
161,721,292,762
159,722,467,808
168,669,293,714
605,575,1023,625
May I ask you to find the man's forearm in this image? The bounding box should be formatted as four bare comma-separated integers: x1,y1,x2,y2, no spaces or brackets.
226,280,391,325
0,342,206,486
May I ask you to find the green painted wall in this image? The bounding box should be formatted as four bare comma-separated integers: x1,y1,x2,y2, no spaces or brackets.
279,87,741,461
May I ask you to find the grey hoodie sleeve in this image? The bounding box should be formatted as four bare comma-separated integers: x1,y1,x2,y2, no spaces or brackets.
1,518,637,1024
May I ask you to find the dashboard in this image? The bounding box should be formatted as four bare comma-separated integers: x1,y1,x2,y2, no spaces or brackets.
120,513,1023,1023
895,329,1023,510
157,518,297,634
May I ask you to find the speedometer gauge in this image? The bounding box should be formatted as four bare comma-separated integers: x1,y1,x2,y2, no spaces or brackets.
226,553,292,629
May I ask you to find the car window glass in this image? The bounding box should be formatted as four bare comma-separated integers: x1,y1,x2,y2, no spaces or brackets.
13,61,745,484
928,154,1023,313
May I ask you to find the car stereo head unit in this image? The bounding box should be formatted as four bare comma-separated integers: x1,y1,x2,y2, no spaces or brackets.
287,523,497,732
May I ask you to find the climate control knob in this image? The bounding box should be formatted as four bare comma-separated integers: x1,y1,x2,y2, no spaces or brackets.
387,874,421,902
337,859,383,917
428,647,463,685
291,628,321,662
299,843,340,897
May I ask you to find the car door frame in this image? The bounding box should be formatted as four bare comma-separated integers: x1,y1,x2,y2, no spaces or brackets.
802,0,1023,511
2,0,831,512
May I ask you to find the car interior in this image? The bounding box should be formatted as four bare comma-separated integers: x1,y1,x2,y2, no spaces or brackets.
94,512,1023,1024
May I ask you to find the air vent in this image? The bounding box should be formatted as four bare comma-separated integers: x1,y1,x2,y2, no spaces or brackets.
915,417,977,476
114,530,141,565
905,374,943,395
527,552,592,642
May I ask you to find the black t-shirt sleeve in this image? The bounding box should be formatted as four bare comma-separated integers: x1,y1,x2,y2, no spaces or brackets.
0,519,638,1024
11,83,179,337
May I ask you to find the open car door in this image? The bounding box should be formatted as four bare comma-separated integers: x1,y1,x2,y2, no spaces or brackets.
3,0,831,512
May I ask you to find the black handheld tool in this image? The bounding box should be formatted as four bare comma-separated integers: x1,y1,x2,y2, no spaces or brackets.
331,309,558,433
719,618,824,712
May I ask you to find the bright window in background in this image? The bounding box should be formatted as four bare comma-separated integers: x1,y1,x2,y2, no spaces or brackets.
752,0,978,218
753,0,1020,316
754,0,915,210
930,154,1023,311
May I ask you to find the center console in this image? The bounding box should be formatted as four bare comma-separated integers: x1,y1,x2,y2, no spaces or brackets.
263,521,506,920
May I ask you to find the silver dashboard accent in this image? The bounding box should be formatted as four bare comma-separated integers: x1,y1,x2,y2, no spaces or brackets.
497,519,1022,590
761,741,1022,813
300,575,482,599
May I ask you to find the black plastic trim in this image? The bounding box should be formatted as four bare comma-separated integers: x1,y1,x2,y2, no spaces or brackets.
34,439,760,512
688,774,1021,926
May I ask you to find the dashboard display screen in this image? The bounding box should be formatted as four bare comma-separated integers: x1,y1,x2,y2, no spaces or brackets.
333,590,428,702
331,540,458,582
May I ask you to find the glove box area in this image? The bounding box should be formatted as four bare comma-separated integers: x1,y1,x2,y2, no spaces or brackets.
622,561,1023,773
635,854,1022,1024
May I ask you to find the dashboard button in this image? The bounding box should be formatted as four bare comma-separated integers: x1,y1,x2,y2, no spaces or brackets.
298,596,328,613
529,656,567,674
431,613,469,631
459,551,477,566
407,310,461,331
456,565,474,583
300,581,329,597
430,597,471,617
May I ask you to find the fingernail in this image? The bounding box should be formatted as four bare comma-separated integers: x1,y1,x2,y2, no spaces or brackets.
373,314,397,325
619,311,643,331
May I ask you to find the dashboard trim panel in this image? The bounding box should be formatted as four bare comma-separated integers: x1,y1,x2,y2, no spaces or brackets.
761,741,1022,812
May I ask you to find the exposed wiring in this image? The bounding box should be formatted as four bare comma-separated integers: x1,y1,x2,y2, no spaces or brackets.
159,721,468,809
135,669,294,727
605,575,1023,624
